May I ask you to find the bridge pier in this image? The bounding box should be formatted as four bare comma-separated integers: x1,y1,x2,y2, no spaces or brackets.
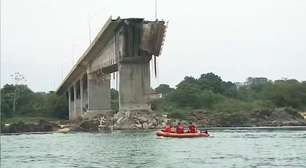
74,81,82,119
85,72,112,118
81,74,88,114
68,87,74,119
118,63,151,112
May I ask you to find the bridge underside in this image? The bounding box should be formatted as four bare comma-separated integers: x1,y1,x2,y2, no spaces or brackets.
67,61,151,120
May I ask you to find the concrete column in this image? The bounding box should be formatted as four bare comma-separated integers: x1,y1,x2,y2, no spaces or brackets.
87,73,90,112
80,78,83,115
69,86,75,120
86,71,111,117
73,83,77,119
68,89,71,120
118,62,151,111
82,74,88,113
76,80,82,119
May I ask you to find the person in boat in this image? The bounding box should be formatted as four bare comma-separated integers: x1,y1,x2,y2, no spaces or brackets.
188,122,197,133
162,121,172,133
176,121,185,134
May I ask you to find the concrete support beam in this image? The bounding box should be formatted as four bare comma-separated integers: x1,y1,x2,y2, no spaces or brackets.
86,71,111,117
118,63,151,111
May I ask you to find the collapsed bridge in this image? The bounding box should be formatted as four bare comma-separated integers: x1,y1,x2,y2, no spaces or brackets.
56,17,167,120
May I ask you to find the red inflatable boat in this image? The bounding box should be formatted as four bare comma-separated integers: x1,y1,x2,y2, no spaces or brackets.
156,131,209,138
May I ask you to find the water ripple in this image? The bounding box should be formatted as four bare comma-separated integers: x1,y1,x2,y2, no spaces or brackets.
1,129,306,168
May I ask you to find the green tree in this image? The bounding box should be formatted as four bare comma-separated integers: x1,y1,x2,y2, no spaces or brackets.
111,89,119,100
263,80,306,109
198,73,223,93
170,81,202,108
46,92,68,119
1,84,35,116
1,84,15,117
110,89,119,112
220,81,238,97
155,84,175,96
176,76,199,88
198,90,225,108
1,84,69,120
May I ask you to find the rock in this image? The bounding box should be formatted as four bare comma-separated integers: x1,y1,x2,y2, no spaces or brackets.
37,120,59,132
142,122,149,129
137,116,148,122
248,107,306,126
79,120,99,131
114,110,164,129
135,122,142,128
162,114,167,118
78,113,115,132
300,112,306,119
59,125,65,129
1,120,60,133
57,128,71,133
5,121,29,133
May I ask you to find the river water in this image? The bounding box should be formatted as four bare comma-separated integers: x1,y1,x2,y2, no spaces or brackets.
1,127,306,168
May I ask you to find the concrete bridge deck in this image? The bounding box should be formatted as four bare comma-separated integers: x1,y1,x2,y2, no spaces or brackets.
56,17,166,120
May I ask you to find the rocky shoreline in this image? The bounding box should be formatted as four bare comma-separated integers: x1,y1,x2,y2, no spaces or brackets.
1,110,167,134
1,120,60,134
1,107,306,134
181,107,306,127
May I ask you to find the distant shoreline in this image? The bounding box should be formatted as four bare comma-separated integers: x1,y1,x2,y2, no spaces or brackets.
2,125,306,136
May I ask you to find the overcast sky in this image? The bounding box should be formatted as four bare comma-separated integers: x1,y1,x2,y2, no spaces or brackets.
1,0,306,92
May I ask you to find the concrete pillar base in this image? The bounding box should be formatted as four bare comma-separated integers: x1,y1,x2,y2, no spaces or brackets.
119,105,151,112
114,109,161,129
